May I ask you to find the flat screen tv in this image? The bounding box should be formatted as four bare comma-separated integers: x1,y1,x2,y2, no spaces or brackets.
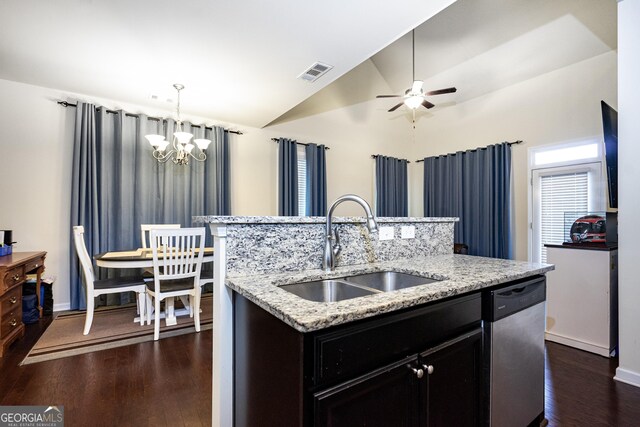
601,100,618,209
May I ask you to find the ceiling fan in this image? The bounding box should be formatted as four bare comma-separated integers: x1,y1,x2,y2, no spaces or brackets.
376,29,457,113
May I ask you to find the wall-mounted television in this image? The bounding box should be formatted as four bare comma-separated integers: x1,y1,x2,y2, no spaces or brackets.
601,100,618,209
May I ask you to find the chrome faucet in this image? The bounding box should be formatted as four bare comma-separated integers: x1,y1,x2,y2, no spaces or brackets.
323,194,378,271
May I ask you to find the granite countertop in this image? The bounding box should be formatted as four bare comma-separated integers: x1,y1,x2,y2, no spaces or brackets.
226,254,554,333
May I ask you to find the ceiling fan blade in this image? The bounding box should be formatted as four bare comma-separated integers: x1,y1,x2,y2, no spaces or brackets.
411,80,423,93
376,95,402,98
388,102,404,112
421,99,435,109
426,87,457,96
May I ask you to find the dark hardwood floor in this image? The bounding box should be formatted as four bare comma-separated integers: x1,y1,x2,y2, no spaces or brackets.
2,318,640,426
0,316,212,426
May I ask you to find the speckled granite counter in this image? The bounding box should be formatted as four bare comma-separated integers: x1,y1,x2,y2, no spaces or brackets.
226,254,554,333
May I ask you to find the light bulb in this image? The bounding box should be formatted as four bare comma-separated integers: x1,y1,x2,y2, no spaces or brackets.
404,95,423,110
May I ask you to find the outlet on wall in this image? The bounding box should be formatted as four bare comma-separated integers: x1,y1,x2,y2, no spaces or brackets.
378,226,395,241
401,226,415,239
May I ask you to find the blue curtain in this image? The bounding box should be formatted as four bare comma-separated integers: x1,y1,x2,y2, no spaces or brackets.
375,156,408,217
305,143,327,216
278,138,299,216
70,102,230,309
423,142,512,259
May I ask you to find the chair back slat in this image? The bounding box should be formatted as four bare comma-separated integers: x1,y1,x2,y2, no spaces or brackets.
150,228,205,281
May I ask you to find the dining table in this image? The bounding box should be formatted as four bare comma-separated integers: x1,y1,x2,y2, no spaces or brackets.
95,247,214,325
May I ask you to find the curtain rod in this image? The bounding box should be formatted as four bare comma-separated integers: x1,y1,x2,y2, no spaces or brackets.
371,154,411,163
57,100,244,135
270,137,330,150
415,140,522,162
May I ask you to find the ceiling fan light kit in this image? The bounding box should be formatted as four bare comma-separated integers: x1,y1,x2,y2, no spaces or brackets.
376,29,457,113
144,84,211,165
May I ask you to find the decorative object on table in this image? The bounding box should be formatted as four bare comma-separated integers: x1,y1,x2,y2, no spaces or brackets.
146,227,205,341
72,226,148,335
144,84,211,165
564,212,606,244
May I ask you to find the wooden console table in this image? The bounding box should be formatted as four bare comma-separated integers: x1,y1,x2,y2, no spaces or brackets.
0,251,47,357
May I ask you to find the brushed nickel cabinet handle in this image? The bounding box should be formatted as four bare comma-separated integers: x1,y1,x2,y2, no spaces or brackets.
422,364,434,375
10,318,17,327
9,296,17,304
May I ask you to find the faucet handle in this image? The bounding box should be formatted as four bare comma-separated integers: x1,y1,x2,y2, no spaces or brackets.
332,229,342,256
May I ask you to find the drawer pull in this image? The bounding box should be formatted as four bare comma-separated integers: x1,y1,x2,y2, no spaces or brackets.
10,318,17,327
9,296,17,304
34,264,39,268
13,274,21,281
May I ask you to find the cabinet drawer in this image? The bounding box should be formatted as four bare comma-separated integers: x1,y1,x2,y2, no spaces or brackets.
312,293,481,387
24,257,45,273
1,309,22,338
3,266,25,289
0,286,21,317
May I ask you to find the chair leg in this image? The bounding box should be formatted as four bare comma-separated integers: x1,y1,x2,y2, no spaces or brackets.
137,292,145,326
194,291,201,333
146,293,153,326
154,295,161,341
83,295,95,335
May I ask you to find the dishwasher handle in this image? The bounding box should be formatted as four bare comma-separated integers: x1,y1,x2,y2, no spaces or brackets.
484,276,546,321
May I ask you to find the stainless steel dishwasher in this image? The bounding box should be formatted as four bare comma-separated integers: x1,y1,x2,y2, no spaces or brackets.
483,276,546,427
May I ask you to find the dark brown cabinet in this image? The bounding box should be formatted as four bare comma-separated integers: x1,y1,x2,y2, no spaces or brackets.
313,329,482,427
234,291,482,427
314,356,420,427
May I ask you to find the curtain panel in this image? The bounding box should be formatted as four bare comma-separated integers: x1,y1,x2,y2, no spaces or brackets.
375,156,409,217
423,142,512,259
305,143,327,216
278,138,299,216
70,102,230,309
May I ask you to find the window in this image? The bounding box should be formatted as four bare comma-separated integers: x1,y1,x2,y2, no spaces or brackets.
297,145,307,216
529,141,604,263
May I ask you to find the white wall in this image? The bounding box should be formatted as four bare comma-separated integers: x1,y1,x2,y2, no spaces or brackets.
615,0,640,388
406,51,617,261
0,80,74,311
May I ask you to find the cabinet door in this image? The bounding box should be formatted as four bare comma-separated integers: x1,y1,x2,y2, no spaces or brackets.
419,329,482,427
314,356,420,427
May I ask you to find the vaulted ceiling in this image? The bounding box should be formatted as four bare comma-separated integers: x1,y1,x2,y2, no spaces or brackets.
0,0,617,129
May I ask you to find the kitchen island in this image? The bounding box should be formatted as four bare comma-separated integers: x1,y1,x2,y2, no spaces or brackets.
194,215,553,427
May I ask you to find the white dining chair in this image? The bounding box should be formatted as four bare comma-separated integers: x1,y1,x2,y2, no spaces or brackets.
146,227,205,341
72,226,148,335
140,224,181,249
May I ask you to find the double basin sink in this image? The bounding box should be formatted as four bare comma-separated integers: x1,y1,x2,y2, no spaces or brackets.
280,271,441,303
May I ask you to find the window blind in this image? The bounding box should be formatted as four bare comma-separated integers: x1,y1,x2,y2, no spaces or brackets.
540,172,588,263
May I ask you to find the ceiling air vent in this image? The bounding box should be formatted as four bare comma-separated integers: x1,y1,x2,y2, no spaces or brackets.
298,62,333,82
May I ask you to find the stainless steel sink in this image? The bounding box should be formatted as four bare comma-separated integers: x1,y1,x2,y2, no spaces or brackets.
280,271,441,302
342,271,441,292
280,279,379,303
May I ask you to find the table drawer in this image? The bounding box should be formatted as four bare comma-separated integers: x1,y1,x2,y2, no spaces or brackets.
0,286,21,317
1,309,22,338
3,266,25,289
24,257,45,273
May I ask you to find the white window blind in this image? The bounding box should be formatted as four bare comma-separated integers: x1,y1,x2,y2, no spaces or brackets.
297,145,307,216
539,172,588,263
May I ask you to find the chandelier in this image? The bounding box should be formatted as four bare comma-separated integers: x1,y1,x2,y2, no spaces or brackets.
145,84,211,165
